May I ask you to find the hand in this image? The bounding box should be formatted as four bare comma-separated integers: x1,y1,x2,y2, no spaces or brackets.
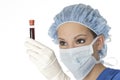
25,38,70,80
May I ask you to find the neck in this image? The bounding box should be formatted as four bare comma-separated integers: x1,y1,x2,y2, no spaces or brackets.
84,63,106,80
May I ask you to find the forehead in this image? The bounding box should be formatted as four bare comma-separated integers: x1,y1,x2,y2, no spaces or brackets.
57,22,91,37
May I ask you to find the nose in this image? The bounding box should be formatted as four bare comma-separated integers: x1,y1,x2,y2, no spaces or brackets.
67,42,76,48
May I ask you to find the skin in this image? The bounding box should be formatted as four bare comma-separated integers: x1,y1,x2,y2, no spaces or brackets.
57,22,106,80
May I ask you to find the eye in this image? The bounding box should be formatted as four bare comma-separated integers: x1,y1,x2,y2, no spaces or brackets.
76,39,86,44
59,41,67,46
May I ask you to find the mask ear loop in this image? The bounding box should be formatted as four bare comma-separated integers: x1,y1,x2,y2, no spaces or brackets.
105,35,111,43
90,36,99,45
100,35,118,67
90,36,102,64
105,35,118,66
91,36,108,64
102,57,118,67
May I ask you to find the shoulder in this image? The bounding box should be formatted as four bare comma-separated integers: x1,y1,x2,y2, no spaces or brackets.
97,68,120,80
113,71,120,80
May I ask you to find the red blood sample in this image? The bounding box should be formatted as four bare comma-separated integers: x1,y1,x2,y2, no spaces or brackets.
29,20,35,39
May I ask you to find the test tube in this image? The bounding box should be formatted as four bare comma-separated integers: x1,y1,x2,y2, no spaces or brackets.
29,20,35,39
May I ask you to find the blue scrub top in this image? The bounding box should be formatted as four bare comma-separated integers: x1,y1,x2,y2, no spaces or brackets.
97,68,120,80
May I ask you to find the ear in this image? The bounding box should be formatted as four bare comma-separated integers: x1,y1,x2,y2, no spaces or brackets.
96,35,105,51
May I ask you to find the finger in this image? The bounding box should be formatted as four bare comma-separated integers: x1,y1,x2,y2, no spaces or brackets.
25,41,53,56
27,49,43,60
28,51,52,69
27,49,52,65
25,41,45,55
25,38,48,49
28,53,45,69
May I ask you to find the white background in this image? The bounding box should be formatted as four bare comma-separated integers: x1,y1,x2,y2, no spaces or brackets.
0,0,120,80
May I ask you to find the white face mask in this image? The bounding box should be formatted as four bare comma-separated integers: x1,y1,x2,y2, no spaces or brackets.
60,37,100,80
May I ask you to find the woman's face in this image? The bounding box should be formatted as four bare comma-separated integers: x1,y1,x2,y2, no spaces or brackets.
57,22,104,60
57,22,105,60
57,22,95,49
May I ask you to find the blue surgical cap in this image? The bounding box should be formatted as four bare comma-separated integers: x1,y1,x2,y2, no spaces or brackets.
48,4,111,58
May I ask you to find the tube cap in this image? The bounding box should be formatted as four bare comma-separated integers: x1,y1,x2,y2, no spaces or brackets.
29,20,34,26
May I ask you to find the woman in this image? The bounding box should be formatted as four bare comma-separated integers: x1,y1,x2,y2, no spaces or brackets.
25,4,120,80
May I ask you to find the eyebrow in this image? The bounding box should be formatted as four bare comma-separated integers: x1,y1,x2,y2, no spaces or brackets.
74,34,87,39
58,38,65,40
58,34,87,40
